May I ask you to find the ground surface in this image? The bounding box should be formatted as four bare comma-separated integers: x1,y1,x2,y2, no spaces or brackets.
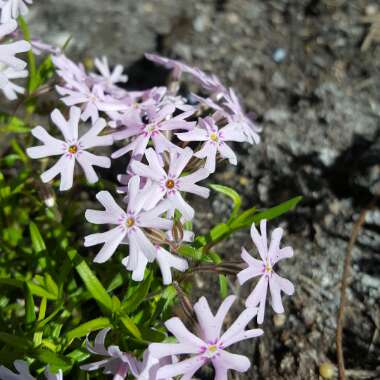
27,1,380,379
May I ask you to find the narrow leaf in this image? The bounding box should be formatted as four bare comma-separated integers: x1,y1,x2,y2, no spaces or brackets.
24,282,36,324
66,317,112,341
67,249,113,312
210,184,241,220
29,222,46,253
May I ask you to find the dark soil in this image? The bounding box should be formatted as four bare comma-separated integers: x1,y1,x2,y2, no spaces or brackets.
26,0,380,379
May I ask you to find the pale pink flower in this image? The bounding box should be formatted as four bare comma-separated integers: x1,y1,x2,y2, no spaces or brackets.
124,229,190,283
26,106,112,191
130,147,210,221
149,295,263,380
92,56,127,87
80,328,140,380
137,351,175,380
0,20,30,88
223,88,261,144
177,116,246,173
145,53,195,80
145,53,226,94
0,0,32,23
112,104,195,161
52,54,87,84
237,220,295,324
0,66,27,100
0,360,62,380
31,39,61,56
84,176,172,270
56,81,127,124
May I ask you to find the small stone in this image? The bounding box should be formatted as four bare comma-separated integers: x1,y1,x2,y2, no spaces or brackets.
273,313,286,327
319,362,335,379
365,4,378,15
273,48,287,63
226,12,239,24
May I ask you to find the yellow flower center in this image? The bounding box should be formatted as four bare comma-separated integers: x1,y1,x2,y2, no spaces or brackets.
210,132,218,142
68,145,78,154
208,344,218,353
126,217,135,228
265,259,272,273
166,179,175,189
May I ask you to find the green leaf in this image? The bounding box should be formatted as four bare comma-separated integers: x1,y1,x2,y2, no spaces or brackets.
67,249,113,312
120,316,143,341
29,222,46,253
218,275,229,299
33,348,72,370
122,271,153,314
177,245,203,261
210,184,241,220
66,317,112,341
24,283,36,324
27,281,58,300
231,196,303,230
45,274,59,298
0,332,33,350
0,113,29,133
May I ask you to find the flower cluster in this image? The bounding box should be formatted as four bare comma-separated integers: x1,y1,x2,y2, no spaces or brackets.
24,50,264,286
1,6,298,375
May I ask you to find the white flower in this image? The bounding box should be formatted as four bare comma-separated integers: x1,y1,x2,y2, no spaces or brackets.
0,20,30,88
26,106,113,191
0,0,33,23
0,360,62,380
84,176,173,275
0,65,27,100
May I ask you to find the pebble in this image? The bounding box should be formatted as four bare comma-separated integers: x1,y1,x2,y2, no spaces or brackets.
319,362,335,379
273,48,287,63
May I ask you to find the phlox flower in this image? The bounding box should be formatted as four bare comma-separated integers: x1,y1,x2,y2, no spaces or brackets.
177,116,246,173
31,39,61,56
112,104,195,161
26,106,113,191
0,360,62,380
56,81,127,124
130,147,210,221
80,328,140,380
136,351,175,380
0,65,27,100
149,295,263,380
84,176,172,271
0,20,30,88
0,0,32,23
81,329,176,380
124,226,192,283
92,56,127,89
145,53,225,95
145,53,195,81
223,88,261,144
237,220,295,324
52,54,87,84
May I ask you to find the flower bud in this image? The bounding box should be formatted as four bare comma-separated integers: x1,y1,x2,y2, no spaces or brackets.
171,219,184,244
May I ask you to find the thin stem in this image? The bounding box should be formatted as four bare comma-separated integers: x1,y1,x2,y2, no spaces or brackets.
336,202,374,380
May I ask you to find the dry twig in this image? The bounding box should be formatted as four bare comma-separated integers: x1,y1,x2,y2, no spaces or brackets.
336,205,372,380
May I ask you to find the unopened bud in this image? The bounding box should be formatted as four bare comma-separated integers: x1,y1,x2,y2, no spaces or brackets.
172,281,196,327
145,228,167,245
171,219,184,244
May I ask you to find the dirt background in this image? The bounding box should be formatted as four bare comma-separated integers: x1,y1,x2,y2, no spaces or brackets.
27,1,380,379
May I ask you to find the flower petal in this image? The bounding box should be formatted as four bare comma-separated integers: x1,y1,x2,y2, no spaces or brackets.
156,356,204,380
165,317,205,347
